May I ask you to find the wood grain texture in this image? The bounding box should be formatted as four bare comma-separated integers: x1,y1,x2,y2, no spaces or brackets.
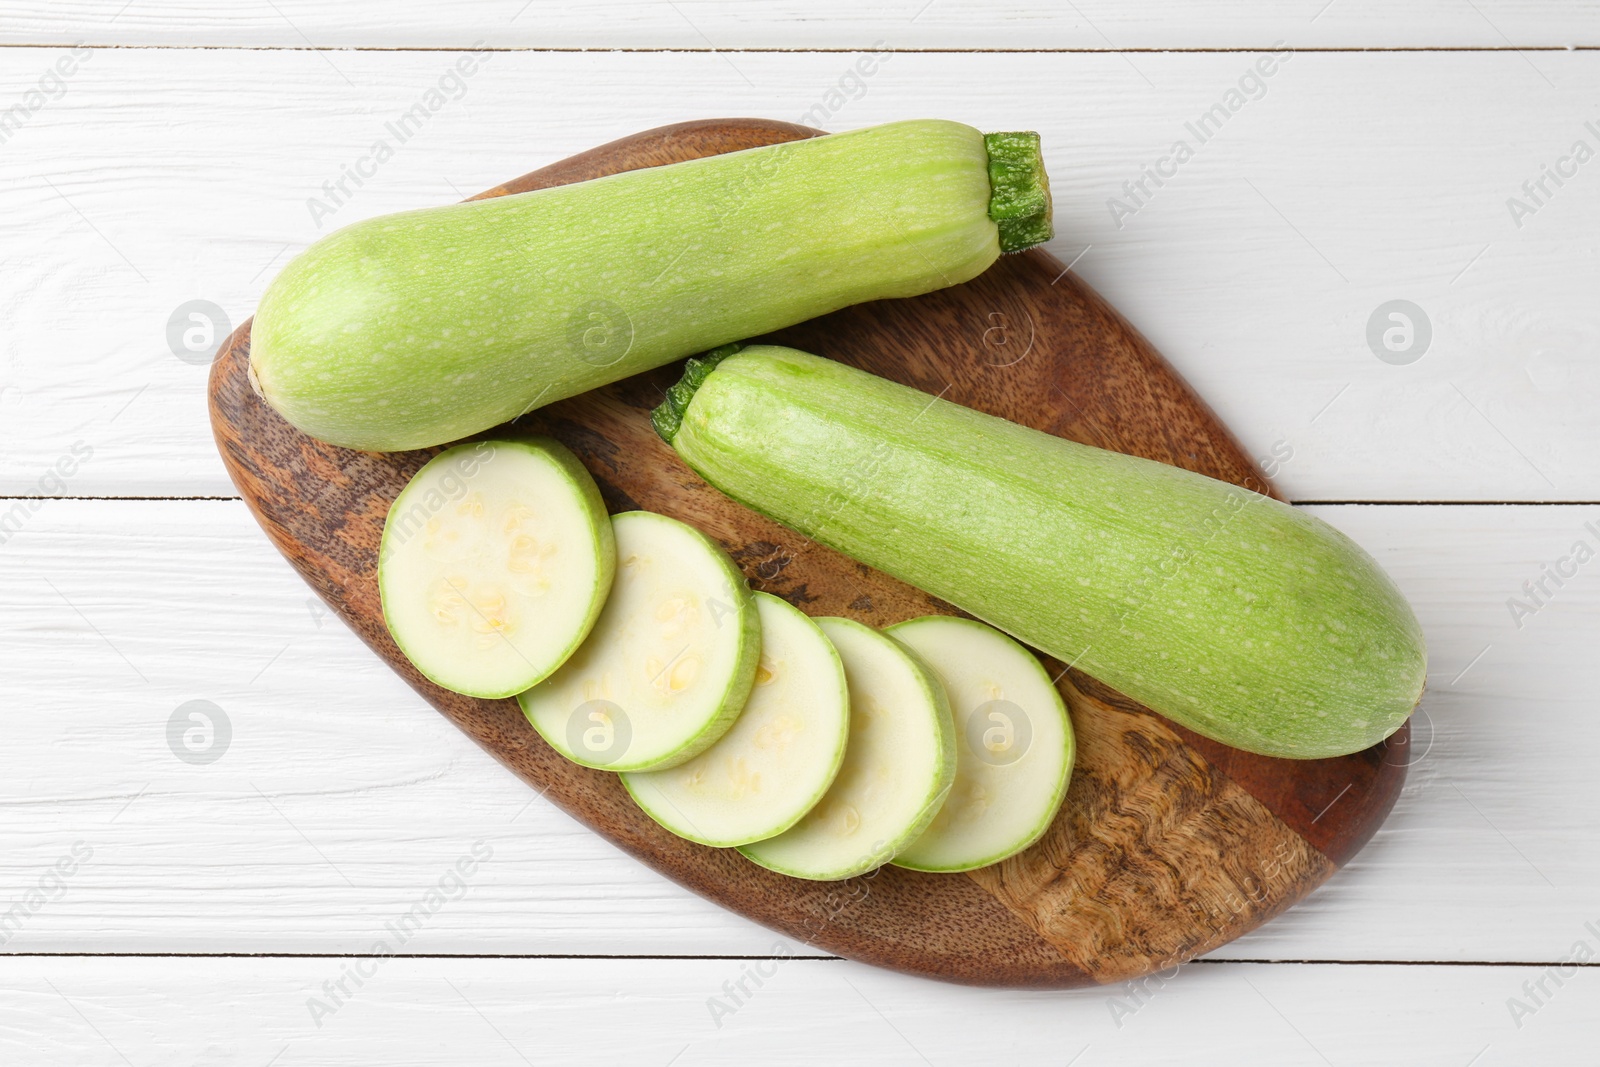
11,956,1599,1066
970,677,1335,984
5,0,1597,49
207,118,1406,987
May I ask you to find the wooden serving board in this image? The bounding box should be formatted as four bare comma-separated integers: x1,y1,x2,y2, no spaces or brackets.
209,119,1408,988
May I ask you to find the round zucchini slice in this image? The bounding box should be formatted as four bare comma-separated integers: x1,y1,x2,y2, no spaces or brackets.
518,511,760,772
621,592,850,847
738,618,954,881
887,616,1074,873
378,437,614,699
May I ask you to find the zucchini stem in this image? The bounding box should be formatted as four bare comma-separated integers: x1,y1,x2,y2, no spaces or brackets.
984,132,1054,253
651,342,744,443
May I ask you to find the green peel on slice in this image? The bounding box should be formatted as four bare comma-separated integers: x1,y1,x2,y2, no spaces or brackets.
738,618,955,882
887,616,1074,873
518,511,760,772
622,592,850,848
378,438,614,699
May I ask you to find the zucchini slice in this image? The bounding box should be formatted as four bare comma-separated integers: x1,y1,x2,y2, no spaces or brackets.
738,618,954,882
378,438,614,699
518,511,760,772
886,616,1074,873
621,592,849,847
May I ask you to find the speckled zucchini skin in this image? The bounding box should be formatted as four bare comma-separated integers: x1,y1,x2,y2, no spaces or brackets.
250,120,1047,451
659,345,1427,760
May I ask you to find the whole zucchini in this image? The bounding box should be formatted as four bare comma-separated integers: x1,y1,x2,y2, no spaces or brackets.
653,345,1427,760
249,120,1051,451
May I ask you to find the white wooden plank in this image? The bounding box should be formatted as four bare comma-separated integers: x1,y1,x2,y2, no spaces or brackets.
1,499,1596,962
0,497,783,956
3,48,1598,500
1,0,1597,49
2,956,1595,1064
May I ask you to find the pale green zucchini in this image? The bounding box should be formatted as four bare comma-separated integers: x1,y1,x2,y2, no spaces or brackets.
248,120,1051,451
654,344,1427,760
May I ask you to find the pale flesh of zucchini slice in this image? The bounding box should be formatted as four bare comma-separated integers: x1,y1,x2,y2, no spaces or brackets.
378,438,614,699
518,511,760,772
621,592,849,847
887,616,1074,873
738,618,954,881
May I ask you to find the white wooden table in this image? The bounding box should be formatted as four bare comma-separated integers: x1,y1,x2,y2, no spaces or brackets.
3,3,1597,1063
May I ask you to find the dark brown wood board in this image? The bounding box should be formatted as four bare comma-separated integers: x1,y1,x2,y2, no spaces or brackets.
208,118,1409,988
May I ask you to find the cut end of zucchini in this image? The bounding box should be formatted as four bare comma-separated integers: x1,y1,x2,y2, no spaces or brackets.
650,343,745,444
983,131,1053,253
621,592,850,848
518,510,761,772
377,438,615,699
737,618,956,881
886,616,1074,873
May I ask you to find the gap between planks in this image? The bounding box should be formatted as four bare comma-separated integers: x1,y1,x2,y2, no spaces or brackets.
2,953,1595,968
1,44,1599,54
